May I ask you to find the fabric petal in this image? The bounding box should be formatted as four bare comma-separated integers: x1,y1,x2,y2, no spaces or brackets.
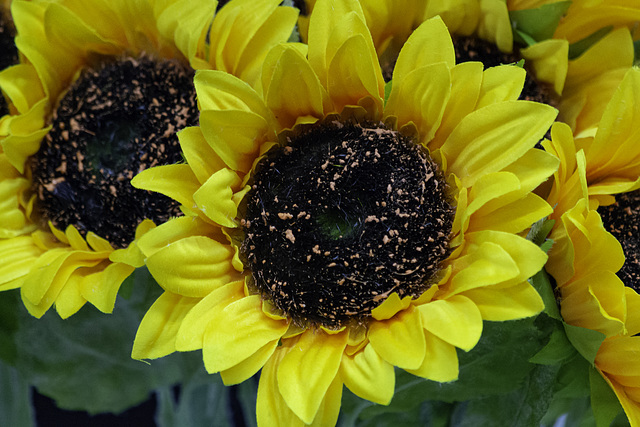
193,168,243,228
146,235,240,298
202,295,288,373
418,295,483,351
406,330,459,382
340,343,395,405
131,291,199,360
131,164,200,209
368,306,426,370
220,340,279,386
461,281,544,321
475,65,525,108
277,330,347,424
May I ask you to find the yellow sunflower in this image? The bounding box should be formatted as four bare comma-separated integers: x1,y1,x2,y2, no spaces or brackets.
0,0,298,319
131,1,559,424
543,68,640,425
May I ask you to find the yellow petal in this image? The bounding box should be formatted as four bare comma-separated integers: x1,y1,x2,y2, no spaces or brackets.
340,343,395,405
475,65,525,108
200,109,270,173
220,340,279,386
371,292,413,321
53,272,87,319
80,260,135,314
146,235,239,298
477,0,512,53
155,0,215,68
327,33,384,117
520,39,568,95
262,45,326,129
418,295,483,351
442,101,557,187
0,236,42,286
257,346,306,427
307,0,366,87
131,164,200,208
137,215,217,258
193,168,243,228
461,281,544,321
0,64,44,114
391,16,455,84
368,306,426,370
429,61,484,151
131,291,199,360
202,295,287,373
235,6,300,85
469,192,553,234
406,330,459,382
176,280,245,351
386,63,451,143
179,126,227,184
277,330,347,424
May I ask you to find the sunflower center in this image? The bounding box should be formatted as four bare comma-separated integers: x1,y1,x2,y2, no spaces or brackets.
30,55,198,249
0,10,18,117
241,121,454,328
453,36,557,107
597,190,640,292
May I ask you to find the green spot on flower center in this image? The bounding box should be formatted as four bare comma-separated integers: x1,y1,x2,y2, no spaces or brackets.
30,55,198,249
241,121,454,328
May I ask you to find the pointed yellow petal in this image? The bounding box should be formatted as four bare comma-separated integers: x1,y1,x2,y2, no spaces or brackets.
132,291,199,360
442,101,557,187
79,260,134,314
131,164,200,208
202,295,287,373
386,63,451,143
146,235,239,298
263,46,326,129
340,343,395,405
176,281,245,351
520,39,568,95
53,272,87,319
0,64,44,114
200,109,270,173
475,65,526,108
477,0,512,53
220,340,279,386
179,127,227,184
470,192,553,234
461,281,544,321
277,330,347,424
235,6,300,85
137,216,217,258
429,61,484,151
327,33,384,117
368,306,426,370
418,295,482,351
406,330,459,382
193,168,243,228
392,16,455,85
0,236,42,286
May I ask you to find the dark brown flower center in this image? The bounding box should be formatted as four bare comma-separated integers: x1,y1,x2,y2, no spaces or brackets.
241,121,454,328
0,10,18,117
597,190,640,292
30,55,198,249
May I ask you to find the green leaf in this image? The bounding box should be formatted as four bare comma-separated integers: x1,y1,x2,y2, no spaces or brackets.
527,218,555,247
514,29,538,47
11,267,196,414
563,323,606,365
352,316,553,422
0,289,20,364
509,2,572,44
553,354,591,399
451,363,561,427
634,40,640,67
529,323,576,365
530,269,561,320
384,80,393,106
568,26,613,59
589,367,625,427
0,360,35,427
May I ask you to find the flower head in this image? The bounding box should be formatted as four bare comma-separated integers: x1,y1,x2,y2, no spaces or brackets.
0,0,298,318
131,1,558,424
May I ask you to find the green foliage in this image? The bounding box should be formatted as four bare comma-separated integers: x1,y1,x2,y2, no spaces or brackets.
0,361,35,427
384,80,393,106
589,368,626,427
563,323,606,366
0,290,20,364
510,2,572,45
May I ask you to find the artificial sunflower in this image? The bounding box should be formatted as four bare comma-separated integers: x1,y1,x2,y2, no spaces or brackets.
131,1,559,424
0,0,298,318
0,0,18,117
543,68,640,424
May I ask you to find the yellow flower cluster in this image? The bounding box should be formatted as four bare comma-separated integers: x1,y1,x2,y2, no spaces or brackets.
1,0,639,425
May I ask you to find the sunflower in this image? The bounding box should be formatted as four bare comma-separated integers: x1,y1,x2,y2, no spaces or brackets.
0,0,18,118
0,0,298,319
543,68,640,424
131,1,558,424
